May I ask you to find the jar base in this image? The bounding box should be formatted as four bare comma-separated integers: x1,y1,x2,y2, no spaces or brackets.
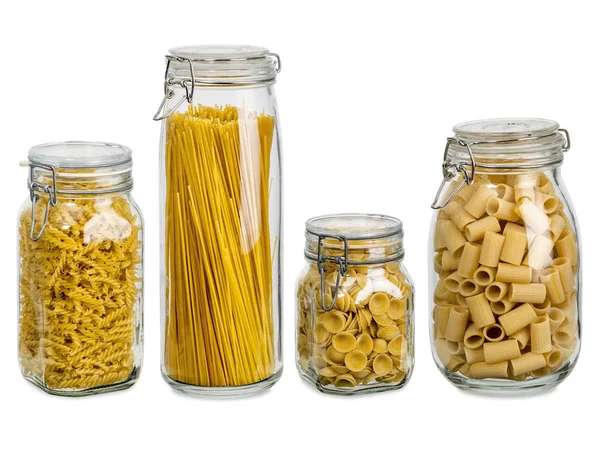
23,367,139,397
162,367,283,397
298,367,412,396
441,361,577,396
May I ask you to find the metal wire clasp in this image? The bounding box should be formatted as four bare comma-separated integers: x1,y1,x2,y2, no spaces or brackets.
28,162,58,241
153,56,195,121
317,234,349,311
431,138,476,210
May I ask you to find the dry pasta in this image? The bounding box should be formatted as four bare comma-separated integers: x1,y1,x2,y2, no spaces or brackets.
164,105,276,387
297,260,412,389
432,173,579,381
19,192,141,391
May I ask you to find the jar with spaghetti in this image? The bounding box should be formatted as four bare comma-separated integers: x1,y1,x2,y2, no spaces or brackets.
154,45,282,396
18,142,143,396
429,119,580,394
296,214,414,395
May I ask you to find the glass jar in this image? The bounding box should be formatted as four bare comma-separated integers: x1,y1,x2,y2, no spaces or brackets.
154,45,282,396
18,142,144,396
296,214,414,395
429,119,580,394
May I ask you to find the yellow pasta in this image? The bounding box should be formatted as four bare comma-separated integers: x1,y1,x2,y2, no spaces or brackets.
458,279,484,297
555,231,578,267
496,263,531,284
498,303,537,336
444,201,476,230
549,215,566,242
509,327,530,350
483,324,506,342
500,230,528,265
515,199,551,234
484,340,521,364
473,266,497,286
508,283,547,304
466,293,495,329
496,183,515,202
510,352,547,376
164,105,276,387
465,347,485,364
490,299,516,315
464,216,501,242
531,315,552,354
551,257,575,294
526,235,554,270
443,271,464,293
445,306,470,342
547,307,566,334
440,220,467,256
465,185,498,218
442,249,462,271
457,242,482,278
470,361,509,379
485,281,508,302
463,323,485,349
539,268,565,305
19,194,141,391
486,197,520,222
479,231,505,267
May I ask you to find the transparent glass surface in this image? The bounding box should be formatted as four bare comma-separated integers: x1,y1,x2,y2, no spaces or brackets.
158,58,282,396
429,168,580,394
296,214,414,395
18,180,143,396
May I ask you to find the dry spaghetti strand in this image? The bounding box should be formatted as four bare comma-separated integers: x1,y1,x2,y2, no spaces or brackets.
164,104,276,387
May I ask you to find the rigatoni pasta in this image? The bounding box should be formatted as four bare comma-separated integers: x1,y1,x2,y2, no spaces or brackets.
432,172,579,382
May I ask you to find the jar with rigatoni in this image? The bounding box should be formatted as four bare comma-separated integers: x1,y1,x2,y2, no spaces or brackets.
429,119,580,394
296,214,414,395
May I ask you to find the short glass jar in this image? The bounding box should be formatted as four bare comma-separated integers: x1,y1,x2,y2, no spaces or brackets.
429,119,580,394
18,142,144,396
296,214,414,395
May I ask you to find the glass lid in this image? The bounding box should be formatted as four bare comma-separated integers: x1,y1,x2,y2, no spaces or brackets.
169,45,270,60
306,214,403,240
29,141,132,169
453,118,560,142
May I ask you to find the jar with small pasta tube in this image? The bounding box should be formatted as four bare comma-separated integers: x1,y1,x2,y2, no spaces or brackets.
296,214,414,394
154,45,282,395
18,142,144,396
429,119,580,393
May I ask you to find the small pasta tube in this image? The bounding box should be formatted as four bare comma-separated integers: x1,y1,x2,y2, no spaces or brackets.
510,352,547,376
456,183,478,203
447,341,465,356
539,194,560,214
434,252,443,274
484,340,521,363
458,279,484,297
464,185,498,218
515,199,551,234
434,219,448,252
466,293,495,328
445,306,470,342
510,327,530,350
463,324,485,349
485,281,508,302
500,230,528,265
440,220,467,256
473,266,497,287
444,201,476,230
434,305,453,338
479,232,505,267
465,347,485,364
496,183,515,202
531,315,552,353
508,283,547,304
544,346,563,370
441,250,462,271
456,294,469,308
538,180,556,194
465,216,501,242
555,231,578,267
551,257,575,294
490,299,517,315
470,361,509,379
503,222,527,236
526,235,554,270
539,268,565,305
549,215,566,242
434,339,463,371
531,298,551,316
483,323,505,342
458,363,471,378
457,242,482,278
499,303,537,336
443,271,464,294
486,197,520,222
496,263,531,284
547,307,566,334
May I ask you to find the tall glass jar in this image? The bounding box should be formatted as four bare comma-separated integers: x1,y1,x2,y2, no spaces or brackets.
429,119,580,394
154,45,282,396
296,214,414,395
18,142,144,396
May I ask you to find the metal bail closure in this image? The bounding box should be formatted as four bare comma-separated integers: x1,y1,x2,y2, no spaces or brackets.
558,128,571,152
431,138,476,210
28,162,58,241
317,234,349,312
153,56,196,121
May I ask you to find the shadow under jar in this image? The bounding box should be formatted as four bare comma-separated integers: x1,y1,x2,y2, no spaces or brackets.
154,45,283,396
429,119,580,394
18,142,144,396
296,214,414,395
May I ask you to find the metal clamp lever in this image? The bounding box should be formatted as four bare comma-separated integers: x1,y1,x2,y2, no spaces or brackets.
153,56,195,121
28,162,58,241
317,234,349,311
431,138,475,210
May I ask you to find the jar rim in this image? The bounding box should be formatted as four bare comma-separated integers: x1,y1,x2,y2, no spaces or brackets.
305,213,403,240
29,141,132,169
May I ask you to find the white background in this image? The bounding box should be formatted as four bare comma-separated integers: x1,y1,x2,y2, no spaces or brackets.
0,1,597,449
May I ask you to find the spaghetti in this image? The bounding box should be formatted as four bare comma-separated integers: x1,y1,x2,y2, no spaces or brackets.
164,104,276,387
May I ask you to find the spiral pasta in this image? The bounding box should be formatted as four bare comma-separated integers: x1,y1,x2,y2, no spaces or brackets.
19,192,141,391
